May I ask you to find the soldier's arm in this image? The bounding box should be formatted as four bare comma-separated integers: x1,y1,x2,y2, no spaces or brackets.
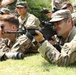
38,35,76,66
1,0,15,6
35,31,62,64
35,31,76,66
11,34,32,53
0,38,11,52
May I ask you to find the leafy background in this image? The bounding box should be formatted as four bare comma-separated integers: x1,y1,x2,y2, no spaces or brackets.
18,0,75,21
19,0,52,21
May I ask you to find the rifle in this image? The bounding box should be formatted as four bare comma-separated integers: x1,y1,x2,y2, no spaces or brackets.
4,21,56,41
4,29,38,36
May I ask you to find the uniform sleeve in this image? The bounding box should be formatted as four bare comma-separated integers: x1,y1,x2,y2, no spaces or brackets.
38,35,76,66
38,40,61,64
11,35,32,53
0,38,11,52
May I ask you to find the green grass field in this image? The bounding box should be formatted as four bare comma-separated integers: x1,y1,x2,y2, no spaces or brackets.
0,0,76,75
0,53,76,75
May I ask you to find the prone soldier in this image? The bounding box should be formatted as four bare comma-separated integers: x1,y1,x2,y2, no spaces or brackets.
0,14,38,61
34,10,76,66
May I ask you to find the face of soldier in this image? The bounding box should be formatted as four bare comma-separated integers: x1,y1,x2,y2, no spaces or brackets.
61,4,73,13
53,19,70,38
0,21,17,41
16,7,28,16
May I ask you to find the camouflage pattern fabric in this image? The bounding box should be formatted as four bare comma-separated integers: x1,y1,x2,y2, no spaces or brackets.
18,13,40,30
38,26,76,66
0,38,11,52
58,26,76,45
38,35,76,66
11,34,38,53
0,34,38,60
0,38,11,60
0,35,38,53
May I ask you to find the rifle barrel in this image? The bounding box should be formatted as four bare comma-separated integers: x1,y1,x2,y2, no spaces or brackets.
4,31,25,34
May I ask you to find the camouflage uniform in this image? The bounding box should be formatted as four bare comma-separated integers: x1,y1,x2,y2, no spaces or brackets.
58,26,76,45
17,2,40,53
0,34,38,53
0,34,38,60
18,13,40,30
11,34,38,53
38,10,76,66
38,37,76,66
18,12,40,53
38,30,76,66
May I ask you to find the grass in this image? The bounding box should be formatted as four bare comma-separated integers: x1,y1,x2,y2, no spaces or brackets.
0,53,76,75
0,0,76,75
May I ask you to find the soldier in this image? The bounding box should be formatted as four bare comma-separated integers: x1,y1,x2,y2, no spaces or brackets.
0,14,38,61
15,1,40,30
15,1,40,53
61,2,75,13
34,10,76,66
52,0,70,11
61,2,76,26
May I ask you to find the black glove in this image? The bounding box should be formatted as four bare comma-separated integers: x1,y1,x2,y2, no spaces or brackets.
26,31,37,45
26,31,34,41
0,53,7,61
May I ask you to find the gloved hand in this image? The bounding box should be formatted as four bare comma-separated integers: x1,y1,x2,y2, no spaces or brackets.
26,31,34,41
26,31,38,45
0,52,7,61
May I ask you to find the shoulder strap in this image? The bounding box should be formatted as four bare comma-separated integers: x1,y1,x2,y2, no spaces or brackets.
19,15,28,30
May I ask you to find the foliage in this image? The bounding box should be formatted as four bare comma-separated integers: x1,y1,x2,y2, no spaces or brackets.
18,0,75,21
18,0,52,21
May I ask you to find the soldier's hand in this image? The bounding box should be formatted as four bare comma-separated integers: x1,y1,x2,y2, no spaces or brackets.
48,36,56,45
34,30,44,42
26,32,34,41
